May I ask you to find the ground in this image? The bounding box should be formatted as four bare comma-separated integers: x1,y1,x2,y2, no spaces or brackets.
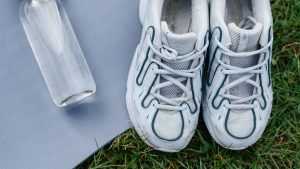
78,0,300,168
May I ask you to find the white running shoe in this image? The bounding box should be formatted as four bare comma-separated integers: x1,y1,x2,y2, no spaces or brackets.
126,0,209,152
203,0,273,150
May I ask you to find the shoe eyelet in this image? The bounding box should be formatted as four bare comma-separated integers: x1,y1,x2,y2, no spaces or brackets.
221,69,225,75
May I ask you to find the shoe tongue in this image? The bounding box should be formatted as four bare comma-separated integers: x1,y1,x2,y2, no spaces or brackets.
161,21,197,56
227,17,263,98
159,21,197,99
228,17,263,53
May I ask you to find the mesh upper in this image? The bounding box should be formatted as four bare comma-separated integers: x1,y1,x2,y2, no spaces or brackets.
159,21,197,98
228,18,263,98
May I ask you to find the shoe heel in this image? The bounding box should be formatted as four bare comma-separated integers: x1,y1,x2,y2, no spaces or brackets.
139,0,149,25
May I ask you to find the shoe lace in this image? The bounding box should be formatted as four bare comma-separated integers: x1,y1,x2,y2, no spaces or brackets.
146,37,209,111
214,35,273,110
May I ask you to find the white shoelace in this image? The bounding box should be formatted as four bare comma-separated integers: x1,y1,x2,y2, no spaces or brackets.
146,37,209,111
214,35,273,110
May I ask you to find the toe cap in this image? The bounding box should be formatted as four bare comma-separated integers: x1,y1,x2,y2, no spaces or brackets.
152,110,184,141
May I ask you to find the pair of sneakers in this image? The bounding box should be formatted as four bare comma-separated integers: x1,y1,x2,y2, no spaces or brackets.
126,0,273,152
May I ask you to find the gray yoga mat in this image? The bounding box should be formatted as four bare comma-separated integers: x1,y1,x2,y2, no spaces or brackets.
0,0,140,168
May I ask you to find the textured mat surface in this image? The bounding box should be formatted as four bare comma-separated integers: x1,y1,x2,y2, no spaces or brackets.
0,0,140,168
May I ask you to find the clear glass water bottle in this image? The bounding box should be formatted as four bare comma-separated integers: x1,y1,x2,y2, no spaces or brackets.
20,0,96,107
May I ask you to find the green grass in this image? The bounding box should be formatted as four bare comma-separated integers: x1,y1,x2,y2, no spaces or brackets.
78,0,300,168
